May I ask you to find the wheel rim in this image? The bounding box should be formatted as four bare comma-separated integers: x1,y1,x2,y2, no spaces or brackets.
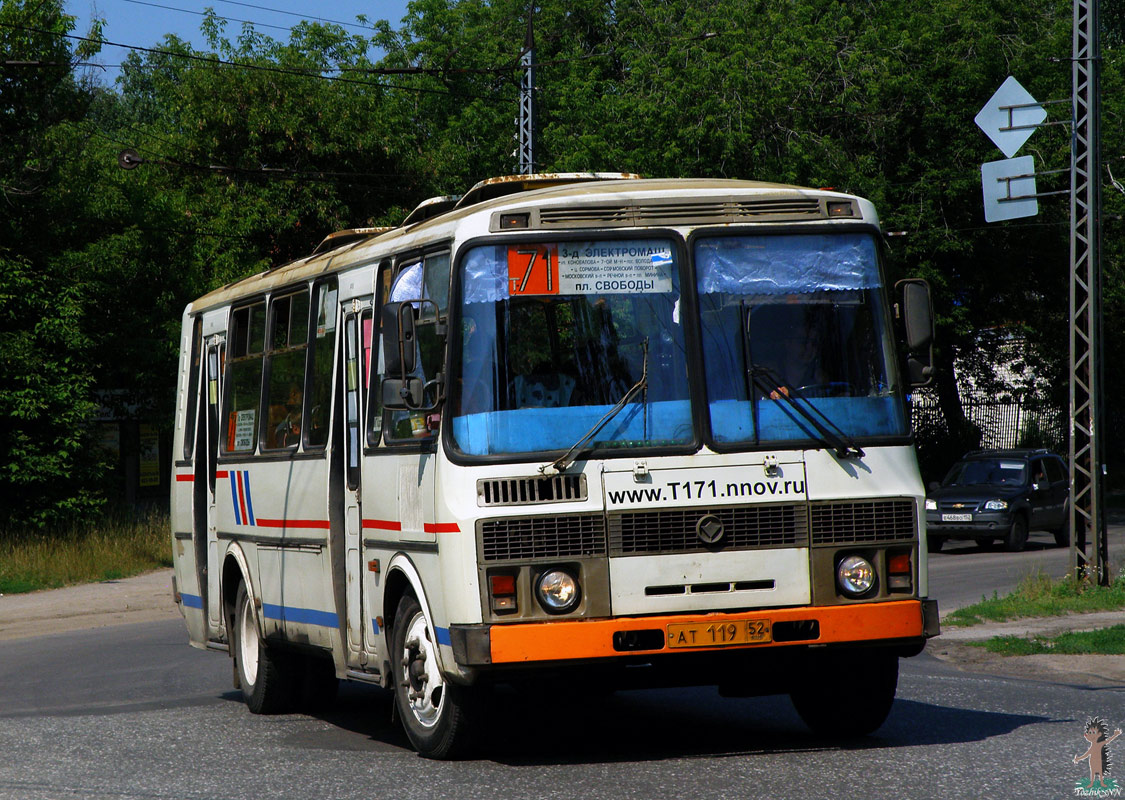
238,593,259,686
400,610,445,728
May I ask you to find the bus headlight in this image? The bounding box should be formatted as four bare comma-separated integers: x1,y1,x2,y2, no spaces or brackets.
536,569,580,614
836,555,876,597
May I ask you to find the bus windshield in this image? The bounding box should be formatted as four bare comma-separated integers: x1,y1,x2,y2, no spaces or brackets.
696,232,906,445
450,238,693,456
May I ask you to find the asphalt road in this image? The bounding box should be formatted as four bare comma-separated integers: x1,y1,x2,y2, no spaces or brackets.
0,618,1116,799
929,520,1125,614
2,524,1124,800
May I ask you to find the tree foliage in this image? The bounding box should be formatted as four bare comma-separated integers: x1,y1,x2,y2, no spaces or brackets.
1,0,1122,524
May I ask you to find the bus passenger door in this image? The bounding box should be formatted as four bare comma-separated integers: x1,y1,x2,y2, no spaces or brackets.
340,299,372,657
204,339,224,631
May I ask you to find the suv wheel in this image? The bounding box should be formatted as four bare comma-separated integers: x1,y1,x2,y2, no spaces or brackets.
1004,515,1029,552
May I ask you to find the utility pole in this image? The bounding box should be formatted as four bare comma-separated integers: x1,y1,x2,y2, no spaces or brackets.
1069,0,1109,585
517,4,536,175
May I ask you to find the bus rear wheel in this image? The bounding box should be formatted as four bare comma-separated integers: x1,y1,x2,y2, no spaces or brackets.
789,648,898,737
232,583,296,714
392,595,474,759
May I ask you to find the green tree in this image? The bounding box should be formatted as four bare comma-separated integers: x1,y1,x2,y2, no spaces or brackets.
0,0,109,527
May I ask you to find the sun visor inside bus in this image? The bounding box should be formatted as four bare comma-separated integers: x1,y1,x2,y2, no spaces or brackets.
696,233,879,295
462,246,511,304
390,262,425,306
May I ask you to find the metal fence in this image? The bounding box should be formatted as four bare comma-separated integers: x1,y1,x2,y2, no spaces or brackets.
910,390,1066,451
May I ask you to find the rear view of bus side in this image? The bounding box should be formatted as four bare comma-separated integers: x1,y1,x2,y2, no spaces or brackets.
170,174,939,758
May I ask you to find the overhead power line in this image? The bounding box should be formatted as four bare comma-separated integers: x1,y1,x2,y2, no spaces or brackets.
120,0,297,35
0,21,513,100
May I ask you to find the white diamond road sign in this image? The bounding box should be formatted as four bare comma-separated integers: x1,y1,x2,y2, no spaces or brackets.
981,155,1038,223
975,76,1047,159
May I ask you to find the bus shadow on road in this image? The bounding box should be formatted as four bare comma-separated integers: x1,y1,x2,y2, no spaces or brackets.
297,681,1051,765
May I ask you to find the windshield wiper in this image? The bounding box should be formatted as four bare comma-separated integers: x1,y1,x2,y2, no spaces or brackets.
748,362,865,460
540,339,648,476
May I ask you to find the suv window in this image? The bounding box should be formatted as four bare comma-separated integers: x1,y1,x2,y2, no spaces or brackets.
944,458,1027,488
1045,456,1066,484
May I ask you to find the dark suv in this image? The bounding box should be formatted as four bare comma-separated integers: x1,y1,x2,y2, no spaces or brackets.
925,449,1070,552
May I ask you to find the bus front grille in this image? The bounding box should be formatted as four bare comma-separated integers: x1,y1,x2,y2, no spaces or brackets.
809,499,916,544
477,474,587,507
608,503,808,556
479,514,607,561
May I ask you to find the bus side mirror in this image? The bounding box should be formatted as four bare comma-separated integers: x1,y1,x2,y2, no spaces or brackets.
383,377,424,409
381,302,417,376
896,278,935,388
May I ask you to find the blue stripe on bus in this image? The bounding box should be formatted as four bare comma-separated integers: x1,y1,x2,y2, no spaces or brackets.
371,618,381,635
229,471,241,526
434,626,452,646
181,593,204,609
241,471,256,526
262,603,339,628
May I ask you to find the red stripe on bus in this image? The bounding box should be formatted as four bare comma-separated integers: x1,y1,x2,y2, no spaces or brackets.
235,472,250,526
176,474,194,482
361,519,402,531
424,522,460,533
255,519,331,530
215,471,229,479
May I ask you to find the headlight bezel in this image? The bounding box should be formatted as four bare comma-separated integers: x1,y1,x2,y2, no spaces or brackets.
984,499,1009,511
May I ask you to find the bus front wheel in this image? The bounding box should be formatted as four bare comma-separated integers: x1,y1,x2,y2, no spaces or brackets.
392,595,474,759
789,648,898,737
232,583,295,714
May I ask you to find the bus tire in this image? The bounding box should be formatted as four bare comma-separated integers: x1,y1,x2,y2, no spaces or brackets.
392,594,473,759
790,648,898,737
232,583,295,715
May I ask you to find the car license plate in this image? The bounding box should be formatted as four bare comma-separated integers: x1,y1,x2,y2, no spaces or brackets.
667,619,772,649
942,513,972,522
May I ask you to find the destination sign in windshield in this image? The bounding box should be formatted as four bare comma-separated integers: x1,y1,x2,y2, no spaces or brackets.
507,241,674,296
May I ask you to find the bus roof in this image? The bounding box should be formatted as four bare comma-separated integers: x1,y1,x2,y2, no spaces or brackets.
189,175,865,313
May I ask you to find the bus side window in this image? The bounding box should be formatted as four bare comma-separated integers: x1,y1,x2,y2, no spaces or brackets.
182,317,203,461
263,289,310,450
306,280,338,449
366,264,392,447
383,254,447,444
222,302,266,453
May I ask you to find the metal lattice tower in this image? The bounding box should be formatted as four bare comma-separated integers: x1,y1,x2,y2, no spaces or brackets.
1069,0,1109,585
517,8,535,175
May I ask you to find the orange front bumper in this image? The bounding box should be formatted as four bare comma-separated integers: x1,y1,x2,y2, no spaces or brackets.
489,599,927,664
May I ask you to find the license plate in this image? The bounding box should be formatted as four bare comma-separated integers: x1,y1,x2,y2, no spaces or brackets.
942,513,972,522
667,619,772,649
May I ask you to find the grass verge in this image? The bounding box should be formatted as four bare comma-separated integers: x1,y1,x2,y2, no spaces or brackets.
973,624,1125,656
944,568,1125,627
0,511,172,594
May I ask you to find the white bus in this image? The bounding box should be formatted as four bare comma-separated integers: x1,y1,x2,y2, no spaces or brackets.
171,173,939,758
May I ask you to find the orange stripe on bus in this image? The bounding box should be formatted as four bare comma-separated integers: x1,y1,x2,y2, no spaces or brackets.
488,600,926,664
